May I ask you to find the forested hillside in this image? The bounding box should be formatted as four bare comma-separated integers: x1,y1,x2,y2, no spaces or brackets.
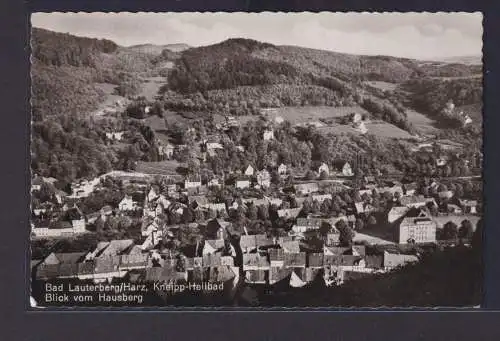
31,29,483,186
31,28,167,185
164,38,481,133
400,77,483,129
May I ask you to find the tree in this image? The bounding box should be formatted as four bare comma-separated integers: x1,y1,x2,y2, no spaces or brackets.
247,203,258,221
458,220,474,240
319,221,332,237
472,219,483,249
336,220,355,247
442,221,458,241
257,205,269,221
355,218,364,230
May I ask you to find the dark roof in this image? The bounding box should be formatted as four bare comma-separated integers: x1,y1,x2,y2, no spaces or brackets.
365,255,384,269
240,234,273,250
58,263,79,277
77,261,95,275
307,253,324,267
269,248,285,262
284,252,306,267
36,264,61,279
94,256,121,274
52,252,87,264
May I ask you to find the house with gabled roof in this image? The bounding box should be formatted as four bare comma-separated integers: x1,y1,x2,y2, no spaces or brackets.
338,162,354,177
318,163,330,176
243,165,255,177
118,195,137,211
41,252,87,267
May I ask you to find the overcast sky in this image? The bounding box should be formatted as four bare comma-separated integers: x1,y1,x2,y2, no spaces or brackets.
31,12,483,60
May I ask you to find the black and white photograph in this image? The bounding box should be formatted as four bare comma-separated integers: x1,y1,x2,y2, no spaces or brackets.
29,12,483,308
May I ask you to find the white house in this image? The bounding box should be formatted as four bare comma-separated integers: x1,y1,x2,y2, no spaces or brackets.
71,219,86,232
318,163,330,176
236,179,251,189
278,163,287,176
118,195,136,211
147,187,159,202
184,179,202,189
244,165,255,176
263,129,274,141
105,131,125,141
341,162,354,177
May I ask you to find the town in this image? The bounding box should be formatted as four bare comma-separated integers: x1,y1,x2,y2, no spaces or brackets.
30,106,482,305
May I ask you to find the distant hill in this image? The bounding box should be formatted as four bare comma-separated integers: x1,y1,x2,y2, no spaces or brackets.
127,43,191,55
436,55,482,65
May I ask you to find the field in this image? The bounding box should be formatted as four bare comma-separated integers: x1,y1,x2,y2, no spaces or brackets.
363,81,399,92
136,160,183,175
139,76,167,101
363,121,414,139
405,109,438,134
274,106,369,124
92,82,129,117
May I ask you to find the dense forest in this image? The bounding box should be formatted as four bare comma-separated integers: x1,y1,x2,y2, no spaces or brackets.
31,28,169,186
400,77,483,125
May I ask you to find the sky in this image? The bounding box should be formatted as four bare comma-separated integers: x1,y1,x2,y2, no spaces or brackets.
31,12,483,60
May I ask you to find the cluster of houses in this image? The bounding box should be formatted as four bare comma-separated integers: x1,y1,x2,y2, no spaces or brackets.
32,227,420,289
32,168,481,292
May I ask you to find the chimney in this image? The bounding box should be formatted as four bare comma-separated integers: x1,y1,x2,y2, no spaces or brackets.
243,226,249,236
